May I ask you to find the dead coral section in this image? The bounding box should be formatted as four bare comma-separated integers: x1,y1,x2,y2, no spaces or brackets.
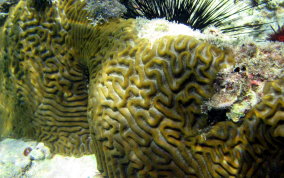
204,40,284,123
234,42,284,81
84,0,127,25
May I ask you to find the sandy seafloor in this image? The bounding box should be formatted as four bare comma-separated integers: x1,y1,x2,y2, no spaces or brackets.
0,138,102,177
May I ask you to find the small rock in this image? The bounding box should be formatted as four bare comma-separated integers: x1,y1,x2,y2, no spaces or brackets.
29,149,45,160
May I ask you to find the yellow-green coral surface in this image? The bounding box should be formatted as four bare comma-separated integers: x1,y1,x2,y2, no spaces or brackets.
0,0,283,177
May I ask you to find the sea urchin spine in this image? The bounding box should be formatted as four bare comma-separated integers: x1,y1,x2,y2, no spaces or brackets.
268,25,284,42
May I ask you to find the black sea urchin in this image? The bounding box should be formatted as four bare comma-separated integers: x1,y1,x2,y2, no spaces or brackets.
120,0,248,31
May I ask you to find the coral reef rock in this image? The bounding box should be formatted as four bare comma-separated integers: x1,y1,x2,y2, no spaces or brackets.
0,0,283,177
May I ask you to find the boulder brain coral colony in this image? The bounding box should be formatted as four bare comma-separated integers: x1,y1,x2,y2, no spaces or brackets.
0,0,283,177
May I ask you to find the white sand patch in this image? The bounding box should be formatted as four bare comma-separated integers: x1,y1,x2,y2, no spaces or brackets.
0,138,102,178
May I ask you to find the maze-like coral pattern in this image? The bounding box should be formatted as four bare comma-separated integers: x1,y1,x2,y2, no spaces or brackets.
1,0,93,155
191,78,284,177
88,35,236,177
0,0,283,176
251,78,284,138
243,78,284,177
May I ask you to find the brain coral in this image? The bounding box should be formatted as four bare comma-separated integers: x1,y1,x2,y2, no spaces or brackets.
0,0,283,177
